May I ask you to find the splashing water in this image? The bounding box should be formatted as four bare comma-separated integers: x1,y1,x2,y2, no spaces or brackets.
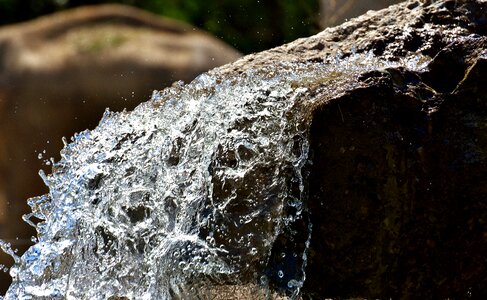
1,53,429,299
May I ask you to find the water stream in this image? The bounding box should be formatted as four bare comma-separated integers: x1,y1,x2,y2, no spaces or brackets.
1,53,428,299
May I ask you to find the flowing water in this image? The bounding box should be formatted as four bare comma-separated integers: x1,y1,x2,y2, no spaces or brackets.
1,53,429,299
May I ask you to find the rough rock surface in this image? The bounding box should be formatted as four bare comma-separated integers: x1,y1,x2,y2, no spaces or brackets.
212,0,486,298
2,0,487,299
0,4,240,293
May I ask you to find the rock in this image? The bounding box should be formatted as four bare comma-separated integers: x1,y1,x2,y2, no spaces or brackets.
0,4,240,293
3,0,487,299
213,0,486,298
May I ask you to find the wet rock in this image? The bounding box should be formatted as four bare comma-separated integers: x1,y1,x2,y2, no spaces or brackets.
215,0,486,298
0,4,240,293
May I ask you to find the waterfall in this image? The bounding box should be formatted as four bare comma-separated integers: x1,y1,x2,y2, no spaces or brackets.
1,53,428,299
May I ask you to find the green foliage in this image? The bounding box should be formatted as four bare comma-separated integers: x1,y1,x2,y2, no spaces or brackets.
0,0,320,54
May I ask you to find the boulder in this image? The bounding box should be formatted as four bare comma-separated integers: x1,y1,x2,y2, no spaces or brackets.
3,0,487,299
0,4,240,293
209,0,487,297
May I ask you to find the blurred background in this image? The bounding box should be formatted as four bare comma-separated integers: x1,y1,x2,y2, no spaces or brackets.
0,0,401,293
0,0,321,54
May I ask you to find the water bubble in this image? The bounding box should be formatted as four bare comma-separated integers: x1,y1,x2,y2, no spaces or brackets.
278,270,284,278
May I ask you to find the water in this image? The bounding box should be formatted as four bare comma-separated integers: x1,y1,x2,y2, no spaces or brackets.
1,52,429,299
